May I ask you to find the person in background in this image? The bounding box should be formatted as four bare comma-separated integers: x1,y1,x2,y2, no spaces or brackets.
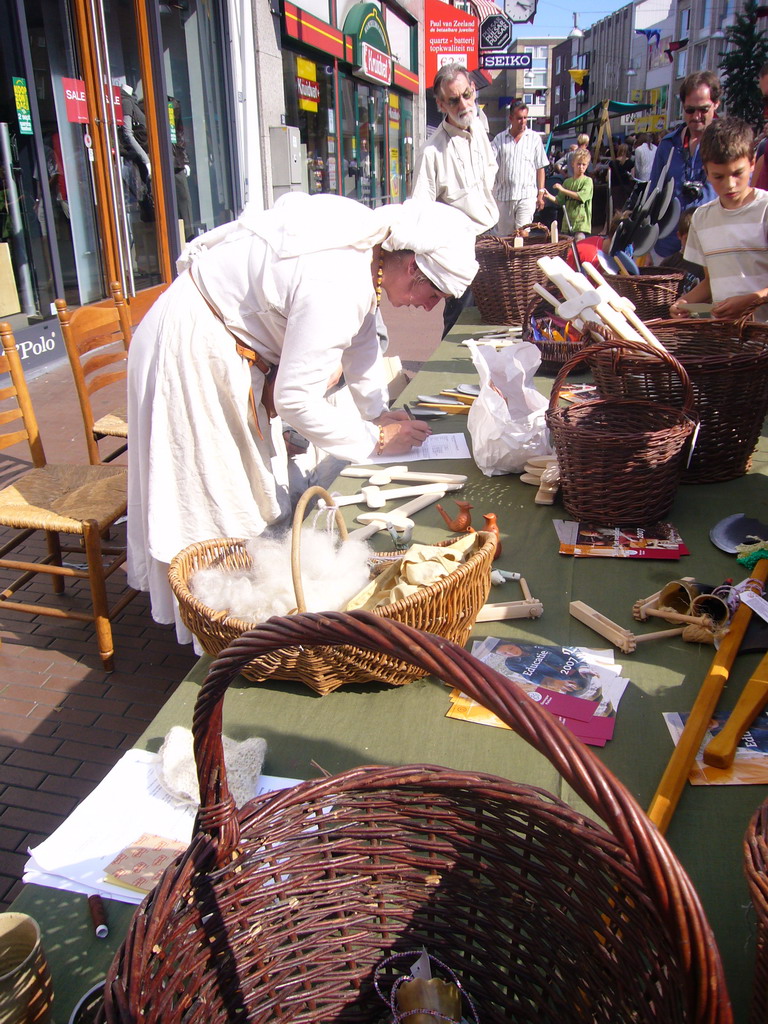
632,132,657,183
543,149,593,240
648,71,721,263
568,134,592,176
127,195,478,641
411,62,498,336
669,117,768,322
491,99,549,235
658,207,705,291
609,142,635,212
555,143,578,175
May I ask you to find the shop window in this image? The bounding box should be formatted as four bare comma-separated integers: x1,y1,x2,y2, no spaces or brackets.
283,54,336,196
157,0,238,238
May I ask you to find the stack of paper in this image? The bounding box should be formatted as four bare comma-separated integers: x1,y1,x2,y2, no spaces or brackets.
24,748,301,904
554,520,689,559
447,638,630,747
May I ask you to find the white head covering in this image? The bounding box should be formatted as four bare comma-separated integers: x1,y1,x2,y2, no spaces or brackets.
377,199,478,297
177,193,477,298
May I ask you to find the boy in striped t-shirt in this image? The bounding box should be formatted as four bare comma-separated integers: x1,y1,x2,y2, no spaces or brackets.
670,117,768,323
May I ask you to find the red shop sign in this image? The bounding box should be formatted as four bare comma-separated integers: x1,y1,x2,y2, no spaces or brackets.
62,77,89,123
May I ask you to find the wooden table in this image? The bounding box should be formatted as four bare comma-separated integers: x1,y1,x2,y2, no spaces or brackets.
12,314,768,1023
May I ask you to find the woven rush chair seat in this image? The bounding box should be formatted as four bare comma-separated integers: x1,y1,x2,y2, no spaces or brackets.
0,322,138,670
473,227,572,326
169,487,496,694
0,464,127,532
547,336,697,525
745,798,768,1023
611,266,686,321
587,319,768,483
99,611,731,1024
55,286,131,465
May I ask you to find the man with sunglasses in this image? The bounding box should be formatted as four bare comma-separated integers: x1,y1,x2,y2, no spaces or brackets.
648,71,720,263
412,62,498,335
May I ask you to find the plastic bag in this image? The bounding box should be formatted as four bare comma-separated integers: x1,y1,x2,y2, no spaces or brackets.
466,340,552,476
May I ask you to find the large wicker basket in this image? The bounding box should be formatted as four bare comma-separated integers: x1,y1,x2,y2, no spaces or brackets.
473,225,572,326
168,486,496,694
546,337,697,524
745,797,768,1024
98,612,731,1024
611,266,686,320
587,319,768,483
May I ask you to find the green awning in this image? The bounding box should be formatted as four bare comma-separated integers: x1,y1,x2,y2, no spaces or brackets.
554,99,652,133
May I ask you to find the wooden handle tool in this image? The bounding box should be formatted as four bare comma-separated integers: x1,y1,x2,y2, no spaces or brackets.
702,651,768,769
647,558,768,833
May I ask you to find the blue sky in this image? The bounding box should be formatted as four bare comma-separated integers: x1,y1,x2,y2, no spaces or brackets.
510,0,633,38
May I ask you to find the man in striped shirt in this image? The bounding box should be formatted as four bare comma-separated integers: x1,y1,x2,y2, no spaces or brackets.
491,100,549,236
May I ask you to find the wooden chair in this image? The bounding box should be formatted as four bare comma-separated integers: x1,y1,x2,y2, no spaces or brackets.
55,288,130,465
0,322,137,670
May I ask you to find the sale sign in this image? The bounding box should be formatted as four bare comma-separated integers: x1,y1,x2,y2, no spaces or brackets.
424,0,479,85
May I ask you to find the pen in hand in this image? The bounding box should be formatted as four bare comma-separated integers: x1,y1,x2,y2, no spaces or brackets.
403,404,415,420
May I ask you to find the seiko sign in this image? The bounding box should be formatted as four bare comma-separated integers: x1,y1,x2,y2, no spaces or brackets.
362,42,391,84
481,52,533,69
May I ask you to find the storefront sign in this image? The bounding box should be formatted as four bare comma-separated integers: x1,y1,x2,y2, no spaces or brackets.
343,4,393,86
481,52,531,69
12,78,33,135
424,0,479,83
361,42,391,84
297,57,319,112
62,77,89,123
480,14,511,51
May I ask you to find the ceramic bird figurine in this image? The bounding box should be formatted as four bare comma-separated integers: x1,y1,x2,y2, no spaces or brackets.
436,499,473,532
482,512,502,559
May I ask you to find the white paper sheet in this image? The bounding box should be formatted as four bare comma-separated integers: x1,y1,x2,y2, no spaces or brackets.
365,432,471,464
24,748,302,903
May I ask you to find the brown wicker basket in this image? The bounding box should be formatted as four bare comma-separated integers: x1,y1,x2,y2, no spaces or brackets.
522,294,587,372
473,224,572,326
587,319,768,483
745,798,768,1024
546,337,697,524
168,486,495,694
611,266,686,320
99,611,731,1024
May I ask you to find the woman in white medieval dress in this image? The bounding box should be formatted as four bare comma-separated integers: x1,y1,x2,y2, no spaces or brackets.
127,193,477,640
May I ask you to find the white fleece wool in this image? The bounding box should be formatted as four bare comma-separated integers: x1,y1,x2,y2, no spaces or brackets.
190,530,373,622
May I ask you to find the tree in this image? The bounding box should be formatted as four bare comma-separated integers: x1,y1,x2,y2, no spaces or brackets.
718,0,768,130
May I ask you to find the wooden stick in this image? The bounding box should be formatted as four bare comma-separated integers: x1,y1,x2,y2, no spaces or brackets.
570,600,636,653
633,626,685,643
642,607,709,627
647,558,768,833
702,651,768,769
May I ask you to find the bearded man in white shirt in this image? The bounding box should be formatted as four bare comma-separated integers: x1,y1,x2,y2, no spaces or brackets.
411,63,498,335
491,100,549,235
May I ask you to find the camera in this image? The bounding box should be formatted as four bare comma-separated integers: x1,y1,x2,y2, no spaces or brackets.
681,180,704,202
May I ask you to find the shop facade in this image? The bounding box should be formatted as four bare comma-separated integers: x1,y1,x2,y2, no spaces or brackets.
1,0,256,373
279,0,419,208
1,0,421,377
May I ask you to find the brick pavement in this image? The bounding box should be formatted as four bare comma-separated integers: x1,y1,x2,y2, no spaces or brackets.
0,290,443,908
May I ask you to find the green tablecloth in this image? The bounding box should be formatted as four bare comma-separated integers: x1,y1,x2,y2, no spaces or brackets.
13,314,768,1023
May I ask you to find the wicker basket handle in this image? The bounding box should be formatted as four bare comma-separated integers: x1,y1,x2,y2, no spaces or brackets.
547,331,698,420
290,485,348,613
515,221,549,238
